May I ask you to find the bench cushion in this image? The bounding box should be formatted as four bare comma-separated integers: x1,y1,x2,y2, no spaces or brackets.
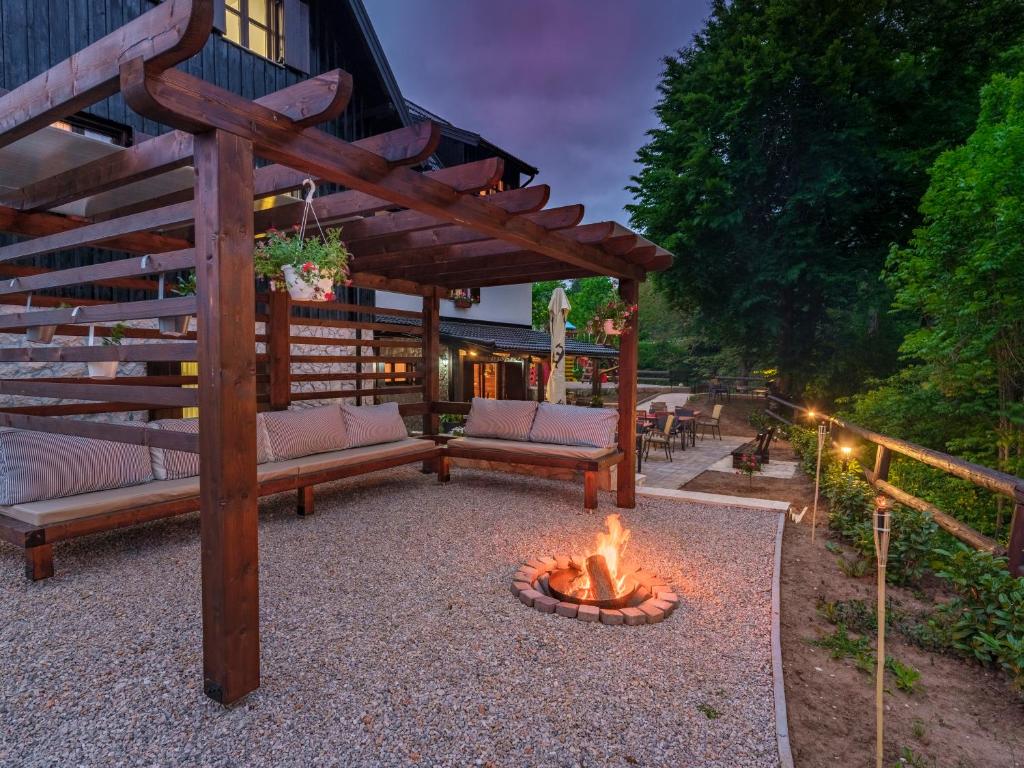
0,428,153,506
149,416,273,480
262,405,347,461
448,436,617,461
340,402,408,448
465,397,538,441
0,460,301,527
527,403,618,449
271,437,434,476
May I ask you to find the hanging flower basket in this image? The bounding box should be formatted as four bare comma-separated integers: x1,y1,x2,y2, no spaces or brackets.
86,322,125,379
158,270,194,338
254,180,350,303
23,295,59,344
584,299,638,344
453,296,473,309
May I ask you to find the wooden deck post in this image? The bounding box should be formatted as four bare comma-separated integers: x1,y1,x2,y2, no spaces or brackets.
421,289,440,471
267,289,291,410
1010,494,1024,577
194,129,260,705
872,445,891,483
616,279,639,509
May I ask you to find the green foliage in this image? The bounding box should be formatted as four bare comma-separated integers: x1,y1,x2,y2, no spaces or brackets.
531,278,617,333
174,271,196,297
696,703,722,720
628,0,1024,398
931,548,1024,689
885,657,922,693
812,625,875,674
102,323,127,347
254,227,351,297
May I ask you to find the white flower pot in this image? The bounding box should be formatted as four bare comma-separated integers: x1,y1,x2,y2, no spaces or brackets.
281,264,334,301
159,314,192,337
603,319,622,336
25,325,57,344
87,360,119,379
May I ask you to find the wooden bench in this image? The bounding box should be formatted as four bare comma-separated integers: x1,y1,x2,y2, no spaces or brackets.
731,427,776,469
1,439,440,581
437,436,624,510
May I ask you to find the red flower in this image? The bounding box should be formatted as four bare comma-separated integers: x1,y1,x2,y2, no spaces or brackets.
301,261,315,273
344,279,353,287
323,291,335,301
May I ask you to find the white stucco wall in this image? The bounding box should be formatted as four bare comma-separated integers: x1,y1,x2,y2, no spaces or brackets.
376,284,532,326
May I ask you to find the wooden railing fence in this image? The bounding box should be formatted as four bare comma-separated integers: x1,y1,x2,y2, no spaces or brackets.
766,395,1024,576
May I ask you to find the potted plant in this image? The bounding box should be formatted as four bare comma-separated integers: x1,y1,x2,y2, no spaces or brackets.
24,298,68,344
583,299,638,343
87,323,126,379
449,288,477,309
254,226,350,302
158,271,194,337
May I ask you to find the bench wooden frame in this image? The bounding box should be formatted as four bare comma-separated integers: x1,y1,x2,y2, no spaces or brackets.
731,427,776,469
437,442,624,511
1,445,440,581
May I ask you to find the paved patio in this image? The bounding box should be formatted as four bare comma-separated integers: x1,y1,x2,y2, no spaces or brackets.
640,434,751,489
0,467,781,768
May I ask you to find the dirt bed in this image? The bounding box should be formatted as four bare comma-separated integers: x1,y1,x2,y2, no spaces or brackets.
681,396,1024,767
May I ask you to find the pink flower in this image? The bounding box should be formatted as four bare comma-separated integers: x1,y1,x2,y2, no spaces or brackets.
323,291,335,301
344,279,353,287
301,262,315,273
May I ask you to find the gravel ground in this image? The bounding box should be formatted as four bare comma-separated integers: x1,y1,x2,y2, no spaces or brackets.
0,467,780,768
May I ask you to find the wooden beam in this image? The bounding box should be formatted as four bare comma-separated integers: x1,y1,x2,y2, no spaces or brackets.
5,71,353,212
0,342,196,363
423,291,440,437
0,296,197,330
337,185,550,244
0,0,211,148
1010,498,1024,577
0,250,193,297
266,290,291,410
0,413,199,452
0,206,191,255
0,379,197,407
120,64,643,279
194,130,260,705
616,279,639,509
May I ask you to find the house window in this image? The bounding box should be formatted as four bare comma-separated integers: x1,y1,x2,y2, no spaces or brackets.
380,361,412,386
224,0,284,62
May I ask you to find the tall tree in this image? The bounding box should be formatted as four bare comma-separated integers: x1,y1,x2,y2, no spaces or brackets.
628,0,1024,398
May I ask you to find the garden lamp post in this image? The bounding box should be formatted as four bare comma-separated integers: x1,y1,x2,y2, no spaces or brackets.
840,445,852,472
873,495,892,768
810,413,828,542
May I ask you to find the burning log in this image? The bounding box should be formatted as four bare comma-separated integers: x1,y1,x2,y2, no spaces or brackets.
586,554,617,601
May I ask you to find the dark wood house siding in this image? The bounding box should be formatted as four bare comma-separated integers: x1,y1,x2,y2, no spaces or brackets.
0,0,404,305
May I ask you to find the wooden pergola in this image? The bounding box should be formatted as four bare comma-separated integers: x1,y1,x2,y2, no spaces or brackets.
0,0,672,704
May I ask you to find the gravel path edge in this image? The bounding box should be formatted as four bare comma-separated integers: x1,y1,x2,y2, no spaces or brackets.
772,511,795,768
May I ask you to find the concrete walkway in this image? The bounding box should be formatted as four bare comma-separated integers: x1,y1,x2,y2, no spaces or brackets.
639,434,750,489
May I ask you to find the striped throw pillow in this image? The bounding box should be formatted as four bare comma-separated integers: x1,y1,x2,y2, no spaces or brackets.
340,402,408,448
148,416,273,480
465,398,539,441
262,405,348,461
528,403,618,449
0,428,153,505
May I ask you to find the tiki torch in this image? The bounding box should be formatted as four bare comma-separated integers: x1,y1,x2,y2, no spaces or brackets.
810,418,828,542
873,495,892,768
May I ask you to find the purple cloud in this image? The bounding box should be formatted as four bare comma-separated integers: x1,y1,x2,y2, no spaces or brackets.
366,1,711,225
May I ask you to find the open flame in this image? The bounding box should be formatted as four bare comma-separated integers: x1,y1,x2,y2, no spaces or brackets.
570,513,632,599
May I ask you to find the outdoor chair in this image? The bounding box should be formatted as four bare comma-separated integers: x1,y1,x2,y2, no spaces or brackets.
643,414,675,462
649,401,668,414
672,407,697,449
698,404,723,440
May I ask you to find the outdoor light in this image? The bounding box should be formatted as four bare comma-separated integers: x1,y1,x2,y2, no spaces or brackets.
873,495,892,768
840,445,852,472
810,421,828,541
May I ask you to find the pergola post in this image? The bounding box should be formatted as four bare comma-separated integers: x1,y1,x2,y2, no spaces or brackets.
1010,495,1024,577
422,289,440,471
267,289,291,410
194,129,260,705
616,279,639,509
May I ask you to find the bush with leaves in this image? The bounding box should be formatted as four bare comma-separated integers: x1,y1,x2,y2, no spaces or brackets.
931,548,1024,690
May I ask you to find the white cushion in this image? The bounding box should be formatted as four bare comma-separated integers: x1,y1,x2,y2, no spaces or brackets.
262,405,348,461
464,398,538,441
271,438,434,476
340,402,408,448
527,403,618,448
0,428,153,505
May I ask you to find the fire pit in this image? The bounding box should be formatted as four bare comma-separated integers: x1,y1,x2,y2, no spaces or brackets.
511,514,679,625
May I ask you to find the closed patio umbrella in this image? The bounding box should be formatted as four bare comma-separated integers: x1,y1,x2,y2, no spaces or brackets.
545,285,571,404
